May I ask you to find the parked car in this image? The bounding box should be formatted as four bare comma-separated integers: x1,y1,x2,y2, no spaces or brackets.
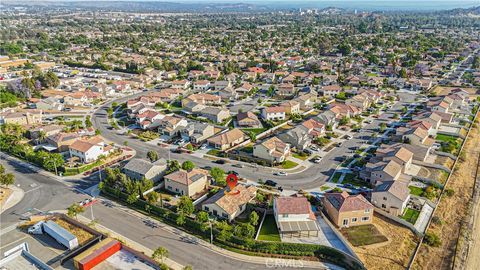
213,159,226,164
336,142,343,147
310,145,319,151
227,170,239,176
202,166,212,170
274,171,288,176
265,180,277,187
232,163,244,168
345,135,353,139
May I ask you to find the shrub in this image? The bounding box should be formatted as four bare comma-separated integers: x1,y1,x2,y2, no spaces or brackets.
431,216,443,226
424,232,442,247
444,189,455,197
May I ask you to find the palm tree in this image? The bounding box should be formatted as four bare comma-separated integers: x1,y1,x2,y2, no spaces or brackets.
67,203,84,220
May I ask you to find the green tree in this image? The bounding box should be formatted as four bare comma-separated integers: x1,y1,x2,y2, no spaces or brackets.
210,167,225,186
146,191,159,204
67,203,84,220
181,160,195,171
234,223,255,239
249,211,259,226
0,165,15,187
166,160,180,174
216,221,232,241
127,193,138,205
152,247,169,263
196,211,210,232
85,116,93,128
177,196,194,216
147,150,159,162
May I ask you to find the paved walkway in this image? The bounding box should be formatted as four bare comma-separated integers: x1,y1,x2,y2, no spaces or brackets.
0,185,24,214
88,199,341,270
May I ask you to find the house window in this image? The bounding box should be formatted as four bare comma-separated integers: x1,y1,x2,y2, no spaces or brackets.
282,214,289,218
383,197,387,201
204,206,209,211
213,210,218,216
167,186,172,190
342,219,348,226
351,218,357,223
365,209,371,213
222,213,228,218
382,204,386,208
362,216,370,222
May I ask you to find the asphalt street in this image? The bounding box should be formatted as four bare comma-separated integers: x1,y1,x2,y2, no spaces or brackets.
92,91,416,190
0,156,318,270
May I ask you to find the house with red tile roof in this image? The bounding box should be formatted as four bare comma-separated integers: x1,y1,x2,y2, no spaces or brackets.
273,196,319,238
323,192,374,228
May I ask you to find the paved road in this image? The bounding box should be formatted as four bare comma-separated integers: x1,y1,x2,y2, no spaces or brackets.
0,158,321,270
92,91,416,190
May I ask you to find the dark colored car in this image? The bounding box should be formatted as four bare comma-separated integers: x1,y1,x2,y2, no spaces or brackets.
227,170,239,176
213,159,226,164
265,180,277,187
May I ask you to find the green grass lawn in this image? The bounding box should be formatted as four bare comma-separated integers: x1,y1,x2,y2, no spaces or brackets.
240,128,267,136
320,185,330,191
341,224,388,247
206,149,222,156
292,153,309,160
341,174,367,187
258,215,281,242
402,208,420,224
281,160,298,169
331,173,341,183
409,186,424,196
436,134,460,144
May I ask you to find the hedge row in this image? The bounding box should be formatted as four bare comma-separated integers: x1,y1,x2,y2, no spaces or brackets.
102,186,364,270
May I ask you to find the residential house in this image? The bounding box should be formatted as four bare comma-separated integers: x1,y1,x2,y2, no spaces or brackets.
280,100,301,115
375,146,413,173
69,136,113,163
202,185,257,221
236,111,262,128
171,80,190,90
46,132,79,152
0,110,42,126
164,168,209,197
362,160,403,185
180,122,215,144
157,116,188,138
193,80,211,92
278,126,311,151
253,136,291,164
301,118,325,138
323,192,374,228
261,106,286,121
321,85,342,97
34,97,64,111
214,80,232,91
201,107,230,123
276,83,296,97
397,126,434,147
182,93,221,107
294,93,317,110
371,180,410,216
122,158,167,183
207,128,246,150
273,197,319,238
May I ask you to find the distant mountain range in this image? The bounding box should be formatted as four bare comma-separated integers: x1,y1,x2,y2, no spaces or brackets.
2,1,479,13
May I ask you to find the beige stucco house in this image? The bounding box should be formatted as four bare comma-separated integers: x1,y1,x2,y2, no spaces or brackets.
323,192,374,228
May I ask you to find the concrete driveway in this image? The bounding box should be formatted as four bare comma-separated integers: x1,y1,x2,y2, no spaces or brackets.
281,215,353,256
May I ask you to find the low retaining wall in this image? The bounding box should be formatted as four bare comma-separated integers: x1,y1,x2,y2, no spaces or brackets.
374,208,422,237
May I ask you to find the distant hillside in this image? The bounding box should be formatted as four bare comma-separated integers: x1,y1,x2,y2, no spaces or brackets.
3,1,269,13
442,6,480,15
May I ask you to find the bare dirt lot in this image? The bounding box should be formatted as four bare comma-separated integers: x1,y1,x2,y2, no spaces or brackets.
430,86,479,98
352,213,418,270
0,187,12,207
412,115,480,270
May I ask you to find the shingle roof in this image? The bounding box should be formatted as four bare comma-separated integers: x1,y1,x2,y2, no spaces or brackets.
203,185,257,216
324,192,373,212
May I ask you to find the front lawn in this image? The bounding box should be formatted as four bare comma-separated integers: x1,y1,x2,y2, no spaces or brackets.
281,160,298,169
207,149,222,156
258,215,281,242
341,224,388,247
401,208,420,224
408,186,424,196
331,173,341,183
292,152,309,160
240,128,267,136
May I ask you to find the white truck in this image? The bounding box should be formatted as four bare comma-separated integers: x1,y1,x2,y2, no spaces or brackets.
29,220,79,250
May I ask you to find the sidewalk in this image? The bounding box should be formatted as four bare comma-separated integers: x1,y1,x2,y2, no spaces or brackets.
0,185,24,214
74,213,185,270
101,199,340,270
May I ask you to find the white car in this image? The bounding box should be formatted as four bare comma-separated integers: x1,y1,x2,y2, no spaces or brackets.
274,172,288,176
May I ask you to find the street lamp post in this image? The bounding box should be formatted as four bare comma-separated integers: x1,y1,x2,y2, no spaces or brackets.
209,219,213,244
